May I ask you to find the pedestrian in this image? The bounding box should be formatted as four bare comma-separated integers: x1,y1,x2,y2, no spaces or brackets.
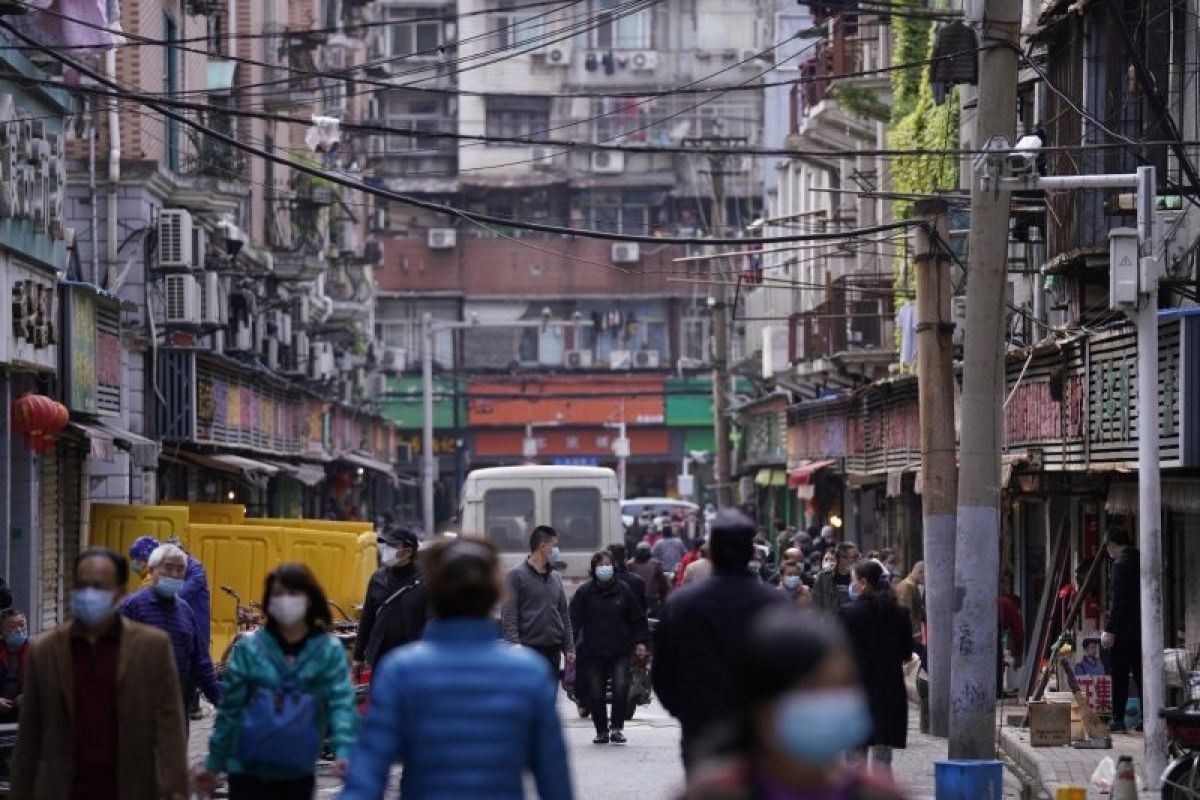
674,538,703,589
682,541,713,585
812,541,860,612
129,534,160,584
778,562,810,608
653,523,687,575
608,543,647,613
1101,526,1140,731
129,535,212,653
353,525,428,674
625,511,650,554
837,559,911,775
998,589,1025,697
1074,636,1106,677
195,563,357,799
628,540,671,617
570,551,649,745
341,538,573,800
0,608,28,723
501,525,575,682
682,607,903,799
893,561,926,664
878,549,898,584
11,547,188,800
119,543,222,715
653,508,790,771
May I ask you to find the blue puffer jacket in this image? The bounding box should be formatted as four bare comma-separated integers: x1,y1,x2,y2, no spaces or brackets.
340,618,573,800
180,556,211,645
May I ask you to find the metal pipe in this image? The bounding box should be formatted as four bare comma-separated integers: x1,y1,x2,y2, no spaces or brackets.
88,113,99,285
104,47,119,289
421,313,435,538
1036,174,1138,190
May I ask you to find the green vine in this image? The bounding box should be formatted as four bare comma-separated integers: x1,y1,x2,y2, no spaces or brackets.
830,84,890,123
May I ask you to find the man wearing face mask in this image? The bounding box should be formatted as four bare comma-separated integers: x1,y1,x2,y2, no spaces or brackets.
812,541,860,613
502,525,575,683
119,544,222,717
0,609,29,724
12,547,189,800
653,509,789,771
354,526,428,674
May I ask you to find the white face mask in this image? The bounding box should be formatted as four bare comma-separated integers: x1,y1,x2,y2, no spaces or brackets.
379,543,399,565
268,594,308,627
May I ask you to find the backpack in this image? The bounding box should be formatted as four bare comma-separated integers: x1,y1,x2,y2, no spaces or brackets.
237,633,322,773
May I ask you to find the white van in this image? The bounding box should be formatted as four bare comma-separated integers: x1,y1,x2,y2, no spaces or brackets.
459,465,623,591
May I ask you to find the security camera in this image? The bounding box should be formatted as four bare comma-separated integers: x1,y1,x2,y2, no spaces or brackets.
1005,133,1045,179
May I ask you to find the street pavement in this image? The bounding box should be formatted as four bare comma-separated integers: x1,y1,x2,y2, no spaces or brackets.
188,695,1023,798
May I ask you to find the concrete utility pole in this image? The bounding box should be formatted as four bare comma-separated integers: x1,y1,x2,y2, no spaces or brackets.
950,0,1022,758
683,136,748,509
913,198,958,737
421,313,436,538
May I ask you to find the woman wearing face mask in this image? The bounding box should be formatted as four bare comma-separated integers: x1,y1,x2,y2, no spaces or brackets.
570,552,649,744
837,560,913,777
353,527,428,678
778,563,810,609
684,607,905,799
196,563,357,800
0,609,29,724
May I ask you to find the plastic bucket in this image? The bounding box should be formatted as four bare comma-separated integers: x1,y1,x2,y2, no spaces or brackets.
934,760,1004,800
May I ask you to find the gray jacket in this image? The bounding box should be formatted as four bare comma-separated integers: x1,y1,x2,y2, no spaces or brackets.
501,560,575,654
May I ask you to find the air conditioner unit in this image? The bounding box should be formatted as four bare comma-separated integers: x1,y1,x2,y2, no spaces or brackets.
382,347,407,373
590,150,625,174
428,228,457,249
531,146,554,169
191,224,209,270
198,272,226,326
542,45,571,66
229,320,254,352
371,373,389,398
611,242,640,264
278,311,292,343
163,273,200,325
565,349,593,368
628,50,658,71
308,342,330,380
284,331,310,375
634,349,661,368
264,335,280,370
158,208,194,270
951,295,967,346
609,349,631,370
293,295,311,327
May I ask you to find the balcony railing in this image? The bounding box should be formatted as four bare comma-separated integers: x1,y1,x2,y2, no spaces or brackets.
790,275,895,363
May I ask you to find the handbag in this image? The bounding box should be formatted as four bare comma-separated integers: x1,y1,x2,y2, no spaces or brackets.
237,634,322,773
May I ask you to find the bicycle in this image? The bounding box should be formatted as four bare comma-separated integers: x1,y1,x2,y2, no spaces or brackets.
1161,702,1200,798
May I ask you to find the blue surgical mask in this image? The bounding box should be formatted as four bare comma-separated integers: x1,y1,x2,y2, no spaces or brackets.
4,631,27,649
155,576,184,599
72,588,116,628
775,687,871,764
595,565,615,582
783,575,802,591
549,546,562,563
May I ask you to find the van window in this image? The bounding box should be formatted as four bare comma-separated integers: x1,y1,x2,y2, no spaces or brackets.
484,489,536,553
551,487,601,551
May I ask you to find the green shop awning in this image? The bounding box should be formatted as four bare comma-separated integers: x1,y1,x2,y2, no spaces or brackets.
683,427,715,453
755,468,788,487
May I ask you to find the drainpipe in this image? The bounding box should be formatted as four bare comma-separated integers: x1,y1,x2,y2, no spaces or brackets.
105,47,119,289
88,110,99,285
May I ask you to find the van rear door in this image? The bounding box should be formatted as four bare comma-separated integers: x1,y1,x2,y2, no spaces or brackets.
548,477,617,592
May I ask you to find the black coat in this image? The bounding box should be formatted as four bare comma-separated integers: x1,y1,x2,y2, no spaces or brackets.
652,569,789,739
354,562,429,667
838,595,912,748
616,569,648,613
570,578,647,661
1105,547,1141,638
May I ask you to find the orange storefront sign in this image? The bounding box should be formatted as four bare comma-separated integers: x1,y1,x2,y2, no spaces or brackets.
474,427,670,458
468,376,666,427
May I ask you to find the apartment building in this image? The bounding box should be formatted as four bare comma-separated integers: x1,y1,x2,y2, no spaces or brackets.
373,0,774,523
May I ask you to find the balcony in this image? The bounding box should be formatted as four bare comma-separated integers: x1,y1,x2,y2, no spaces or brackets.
790,275,895,378
795,15,886,116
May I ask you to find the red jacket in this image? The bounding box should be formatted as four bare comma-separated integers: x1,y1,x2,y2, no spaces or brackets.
999,594,1025,661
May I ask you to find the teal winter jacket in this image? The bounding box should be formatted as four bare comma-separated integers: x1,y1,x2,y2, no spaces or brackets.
205,628,357,779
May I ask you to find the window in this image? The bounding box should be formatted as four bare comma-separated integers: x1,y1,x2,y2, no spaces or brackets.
574,189,663,235
380,94,452,153
681,317,711,362
492,1,548,50
484,489,536,553
551,488,601,551
485,96,551,139
591,0,652,48
387,8,441,58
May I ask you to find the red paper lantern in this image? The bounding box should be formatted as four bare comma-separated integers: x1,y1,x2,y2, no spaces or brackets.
11,394,69,452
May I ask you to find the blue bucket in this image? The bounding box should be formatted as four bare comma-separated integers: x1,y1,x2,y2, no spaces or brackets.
934,760,1004,800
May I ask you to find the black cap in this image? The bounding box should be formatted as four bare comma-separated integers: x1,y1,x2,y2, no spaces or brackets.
379,526,420,550
709,508,756,569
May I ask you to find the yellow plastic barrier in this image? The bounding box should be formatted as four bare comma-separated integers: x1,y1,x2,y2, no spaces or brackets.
185,523,285,662
352,531,378,613
282,527,363,622
166,502,246,526
244,518,374,535
244,518,377,617
89,504,191,592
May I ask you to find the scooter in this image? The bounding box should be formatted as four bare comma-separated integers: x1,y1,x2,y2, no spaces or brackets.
1162,702,1200,798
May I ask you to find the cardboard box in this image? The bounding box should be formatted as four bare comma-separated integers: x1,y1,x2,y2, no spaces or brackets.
1029,701,1072,746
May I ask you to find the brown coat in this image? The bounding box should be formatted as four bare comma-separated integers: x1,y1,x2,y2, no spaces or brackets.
10,616,189,800
894,576,925,636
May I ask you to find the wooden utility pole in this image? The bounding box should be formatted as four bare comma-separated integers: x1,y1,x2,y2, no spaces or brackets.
913,198,957,737
950,0,1022,759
